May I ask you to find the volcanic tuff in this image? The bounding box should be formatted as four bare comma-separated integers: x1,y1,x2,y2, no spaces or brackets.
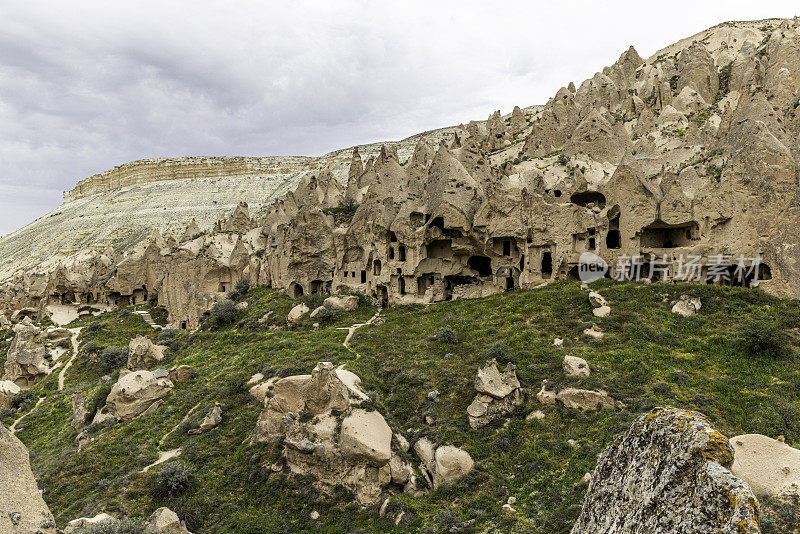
2,18,800,331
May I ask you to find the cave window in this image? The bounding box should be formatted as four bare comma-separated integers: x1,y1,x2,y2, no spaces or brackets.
289,282,304,298
541,251,553,279
506,276,515,290
361,270,367,283
640,221,699,248
399,245,406,262
588,237,596,250
503,240,511,256
343,271,347,278
373,260,382,276
399,277,406,295
389,232,397,243
759,264,772,281
219,283,227,293
606,215,621,249
570,191,606,208
181,321,187,330
389,247,395,260
431,217,445,231
468,255,492,277
553,190,562,198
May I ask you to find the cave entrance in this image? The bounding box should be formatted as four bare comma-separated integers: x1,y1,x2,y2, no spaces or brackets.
289,282,304,298
468,256,492,277
606,215,621,249
541,251,553,279
570,191,606,208
640,221,699,248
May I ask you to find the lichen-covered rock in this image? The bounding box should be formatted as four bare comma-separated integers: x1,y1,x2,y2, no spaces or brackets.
571,407,760,534
105,370,173,421
127,336,166,371
563,355,590,377
3,319,50,387
0,423,57,533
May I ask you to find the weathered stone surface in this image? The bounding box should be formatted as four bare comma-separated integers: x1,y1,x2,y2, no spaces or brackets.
468,359,523,429
127,336,166,371
105,370,173,421
571,407,760,534
432,445,474,488
144,507,193,534
287,303,310,325
189,403,222,434
0,423,57,533
730,433,800,498
339,409,392,466
64,514,115,533
474,359,520,398
3,320,50,387
537,380,623,412
324,295,359,311
588,291,607,309
584,324,605,339
672,295,702,317
168,365,196,383
0,380,21,409
563,355,590,377
71,391,88,431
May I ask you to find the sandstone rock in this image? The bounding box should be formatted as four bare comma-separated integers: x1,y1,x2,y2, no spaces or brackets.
553,337,564,346
144,507,193,534
309,306,326,320
563,355,590,377
339,409,392,466
502,503,517,514
323,295,359,311
588,291,607,308
413,437,436,467
71,391,88,431
105,370,173,421
571,407,760,533
0,423,57,533
672,295,702,317
0,380,21,409
592,305,611,318
583,324,604,339
189,403,222,434
468,359,523,429
287,303,309,325
537,380,623,411
64,513,115,533
474,359,520,398
526,409,545,421
3,320,50,387
127,336,166,371
432,445,474,488
730,433,800,498
168,365,195,383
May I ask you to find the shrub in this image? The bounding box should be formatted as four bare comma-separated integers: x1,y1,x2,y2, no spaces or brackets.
314,306,339,325
484,341,510,360
82,341,103,354
72,518,144,534
737,318,789,359
234,278,251,295
84,321,106,335
152,461,195,499
99,347,128,373
147,291,159,307
157,329,179,346
557,154,569,166
11,390,36,412
210,299,238,327
431,326,458,344
87,383,113,420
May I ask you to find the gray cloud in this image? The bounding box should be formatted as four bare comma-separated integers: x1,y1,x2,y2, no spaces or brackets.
1,0,796,235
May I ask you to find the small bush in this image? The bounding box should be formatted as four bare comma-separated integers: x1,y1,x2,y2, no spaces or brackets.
11,390,36,412
148,291,159,307
99,347,128,373
152,461,195,499
484,341,510,360
157,329,180,346
431,326,458,344
234,278,251,295
87,383,113,420
72,518,144,534
84,322,106,335
82,341,103,354
210,299,238,327
314,306,339,325
737,318,789,359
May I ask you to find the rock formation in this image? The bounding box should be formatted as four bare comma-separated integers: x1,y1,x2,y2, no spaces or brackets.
105,370,173,421
3,318,50,387
467,359,523,428
0,423,57,533
537,380,623,412
127,336,166,371
672,295,702,316
730,434,800,499
0,379,21,409
572,407,760,533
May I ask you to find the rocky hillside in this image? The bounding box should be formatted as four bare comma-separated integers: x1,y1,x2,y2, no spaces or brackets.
1,281,800,532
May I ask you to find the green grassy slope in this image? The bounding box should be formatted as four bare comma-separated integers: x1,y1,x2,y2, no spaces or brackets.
5,281,800,533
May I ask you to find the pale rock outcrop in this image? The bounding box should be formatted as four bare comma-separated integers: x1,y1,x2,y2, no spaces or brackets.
339,409,392,465
537,380,623,412
323,295,360,311
571,407,760,533
64,513,115,533
588,291,608,309
3,319,50,387
672,295,702,317
168,365,195,383
584,324,605,339
432,446,475,488
144,507,193,534
71,391,88,431
730,434,800,498
127,336,166,371
467,359,523,429
189,402,222,434
593,305,611,318
0,380,21,409
563,355,590,377
287,303,310,325
105,370,173,421
0,423,57,533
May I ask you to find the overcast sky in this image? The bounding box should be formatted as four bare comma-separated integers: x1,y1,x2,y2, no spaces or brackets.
0,1,796,235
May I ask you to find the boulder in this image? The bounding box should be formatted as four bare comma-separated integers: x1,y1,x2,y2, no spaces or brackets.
571,407,760,533
563,355,590,377
324,295,359,311
0,380,21,409
309,306,326,320
3,320,50,387
127,336,166,371
730,434,800,498
468,359,523,429
105,370,173,421
432,445,474,488
64,513,115,533
189,403,222,434
339,409,392,465
474,359,520,398
588,291,607,308
144,507,192,534
287,303,310,325
45,327,71,340
0,423,57,533
592,305,611,318
167,365,196,383
583,324,604,339
537,380,623,411
672,295,702,317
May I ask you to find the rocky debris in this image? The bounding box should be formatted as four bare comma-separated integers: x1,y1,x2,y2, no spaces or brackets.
563,355,590,377
0,380,21,409
553,338,564,346
254,362,413,504
583,324,604,340
467,359,523,429
672,295,702,317
413,437,474,490
2,319,50,387
526,409,545,421
593,305,611,318
0,423,57,533
571,407,760,534
127,336,166,371
64,513,115,533
588,291,607,309
71,391,88,431
323,295,359,311
730,434,800,498
189,403,222,434
287,303,309,325
537,380,623,412
144,507,193,534
105,370,173,422
502,503,517,514
309,306,326,320
45,327,71,340
168,365,196,383
257,310,274,325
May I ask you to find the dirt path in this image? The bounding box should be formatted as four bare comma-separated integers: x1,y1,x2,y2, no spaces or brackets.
9,397,45,435
58,327,83,391
140,401,202,473
337,310,382,356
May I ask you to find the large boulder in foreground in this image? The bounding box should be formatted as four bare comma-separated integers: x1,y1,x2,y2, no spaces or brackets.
3,319,50,387
730,433,800,498
571,407,760,534
0,424,57,533
105,370,173,421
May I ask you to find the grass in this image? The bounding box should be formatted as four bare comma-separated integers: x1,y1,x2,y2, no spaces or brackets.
8,281,800,532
